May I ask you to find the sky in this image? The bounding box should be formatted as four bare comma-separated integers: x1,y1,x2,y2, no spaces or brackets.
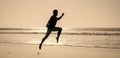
0,0,120,28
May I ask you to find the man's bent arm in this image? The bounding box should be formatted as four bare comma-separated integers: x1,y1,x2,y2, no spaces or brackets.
58,13,64,20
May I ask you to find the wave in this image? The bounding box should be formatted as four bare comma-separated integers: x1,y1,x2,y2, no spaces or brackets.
0,28,39,30
0,32,120,36
0,41,120,49
0,27,120,31
0,28,120,36
73,28,120,31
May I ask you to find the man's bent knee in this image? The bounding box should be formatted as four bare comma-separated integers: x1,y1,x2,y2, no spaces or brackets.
59,28,62,31
58,28,62,33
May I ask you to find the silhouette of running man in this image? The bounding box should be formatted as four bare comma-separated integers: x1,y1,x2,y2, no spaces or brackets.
39,9,64,49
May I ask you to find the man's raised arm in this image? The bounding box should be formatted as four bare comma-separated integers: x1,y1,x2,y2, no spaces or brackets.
58,13,64,20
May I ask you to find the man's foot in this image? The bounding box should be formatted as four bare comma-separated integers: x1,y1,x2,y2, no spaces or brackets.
39,44,42,50
56,37,59,43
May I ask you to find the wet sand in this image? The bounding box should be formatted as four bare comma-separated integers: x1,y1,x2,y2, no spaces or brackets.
0,43,120,58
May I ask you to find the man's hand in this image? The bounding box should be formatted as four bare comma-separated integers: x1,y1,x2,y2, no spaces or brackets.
62,13,64,16
46,24,49,27
57,13,64,20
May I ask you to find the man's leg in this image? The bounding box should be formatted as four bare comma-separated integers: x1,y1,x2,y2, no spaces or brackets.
39,29,52,49
53,27,62,43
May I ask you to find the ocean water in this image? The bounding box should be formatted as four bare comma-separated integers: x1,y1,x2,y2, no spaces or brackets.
0,28,120,49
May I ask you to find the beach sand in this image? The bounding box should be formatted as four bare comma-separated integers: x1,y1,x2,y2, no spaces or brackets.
0,43,120,58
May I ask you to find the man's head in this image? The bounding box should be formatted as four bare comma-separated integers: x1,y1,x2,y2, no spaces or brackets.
53,9,58,16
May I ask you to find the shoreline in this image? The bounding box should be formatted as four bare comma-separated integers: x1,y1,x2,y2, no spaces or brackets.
0,43,120,58
0,42,120,49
